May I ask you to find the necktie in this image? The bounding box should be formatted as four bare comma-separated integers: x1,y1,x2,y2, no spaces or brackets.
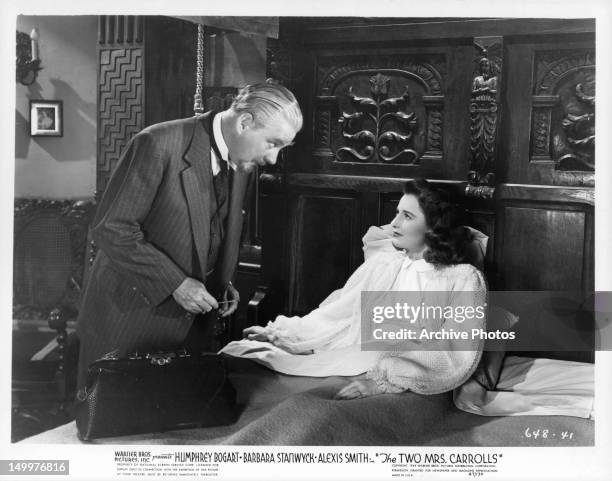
213,158,228,210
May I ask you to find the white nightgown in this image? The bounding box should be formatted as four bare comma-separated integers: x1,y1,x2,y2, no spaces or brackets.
219,247,487,395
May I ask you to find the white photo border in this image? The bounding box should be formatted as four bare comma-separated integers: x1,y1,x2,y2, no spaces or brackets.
29,99,62,137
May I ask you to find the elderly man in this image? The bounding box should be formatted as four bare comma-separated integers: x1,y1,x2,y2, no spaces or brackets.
76,81,302,392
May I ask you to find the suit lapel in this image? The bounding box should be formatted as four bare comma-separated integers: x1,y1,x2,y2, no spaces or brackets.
182,112,215,279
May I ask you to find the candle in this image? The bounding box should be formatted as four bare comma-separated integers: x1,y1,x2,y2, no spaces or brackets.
30,28,39,61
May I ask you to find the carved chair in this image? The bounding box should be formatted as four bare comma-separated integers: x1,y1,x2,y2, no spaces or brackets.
11,200,95,441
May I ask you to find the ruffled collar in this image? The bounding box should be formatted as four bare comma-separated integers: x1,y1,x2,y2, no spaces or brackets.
398,250,435,272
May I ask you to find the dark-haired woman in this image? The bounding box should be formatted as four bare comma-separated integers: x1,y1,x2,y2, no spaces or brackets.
222,179,487,400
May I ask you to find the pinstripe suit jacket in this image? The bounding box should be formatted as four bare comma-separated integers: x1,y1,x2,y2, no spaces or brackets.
76,111,249,389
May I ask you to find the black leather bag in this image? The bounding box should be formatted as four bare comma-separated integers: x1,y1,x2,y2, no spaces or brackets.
75,349,238,440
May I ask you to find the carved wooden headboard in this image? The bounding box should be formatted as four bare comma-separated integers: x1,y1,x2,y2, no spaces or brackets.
251,18,595,364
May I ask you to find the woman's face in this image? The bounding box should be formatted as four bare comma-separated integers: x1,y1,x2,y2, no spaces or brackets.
390,194,428,253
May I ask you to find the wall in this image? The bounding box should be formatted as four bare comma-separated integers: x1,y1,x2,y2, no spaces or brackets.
15,15,97,200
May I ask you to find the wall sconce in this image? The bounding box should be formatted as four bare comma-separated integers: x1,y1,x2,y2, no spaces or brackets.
16,28,42,86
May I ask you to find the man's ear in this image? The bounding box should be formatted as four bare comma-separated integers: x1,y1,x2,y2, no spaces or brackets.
237,112,255,133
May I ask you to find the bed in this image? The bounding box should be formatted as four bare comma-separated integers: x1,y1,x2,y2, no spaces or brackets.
21,354,594,446
21,223,595,446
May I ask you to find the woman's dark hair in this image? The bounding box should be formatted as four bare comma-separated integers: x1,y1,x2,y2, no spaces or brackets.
402,178,473,266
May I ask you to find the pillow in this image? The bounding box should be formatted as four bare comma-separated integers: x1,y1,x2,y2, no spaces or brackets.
471,305,520,390
361,224,396,260
463,225,488,272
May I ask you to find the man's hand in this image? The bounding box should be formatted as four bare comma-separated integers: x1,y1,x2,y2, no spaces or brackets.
334,379,382,400
219,282,240,318
172,277,218,314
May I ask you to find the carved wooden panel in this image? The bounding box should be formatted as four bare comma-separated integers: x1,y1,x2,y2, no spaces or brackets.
501,207,586,290
314,54,446,166
467,37,503,197
502,37,594,187
288,194,361,314
495,184,593,291
254,19,597,366
530,49,595,183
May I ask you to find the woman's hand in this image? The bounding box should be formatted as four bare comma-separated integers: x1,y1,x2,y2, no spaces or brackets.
242,325,273,342
334,379,382,400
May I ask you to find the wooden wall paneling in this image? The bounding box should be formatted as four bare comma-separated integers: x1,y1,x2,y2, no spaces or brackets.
500,35,595,187
530,41,595,186
291,19,594,183
465,36,504,200
287,190,362,315
502,206,585,290
301,45,457,179
254,19,598,344
380,192,401,226
495,186,595,363
259,191,290,307
300,19,595,46
360,190,382,241
445,44,474,181
494,184,594,291
498,42,532,186
259,174,497,316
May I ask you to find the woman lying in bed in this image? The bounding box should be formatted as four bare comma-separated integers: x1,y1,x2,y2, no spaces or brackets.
222,179,487,400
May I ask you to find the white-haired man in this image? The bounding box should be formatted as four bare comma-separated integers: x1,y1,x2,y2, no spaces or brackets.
76,81,302,392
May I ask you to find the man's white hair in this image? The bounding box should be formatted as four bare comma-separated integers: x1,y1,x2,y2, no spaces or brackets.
231,79,303,132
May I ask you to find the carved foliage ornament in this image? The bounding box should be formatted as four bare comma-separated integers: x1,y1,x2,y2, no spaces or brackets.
313,56,445,163
337,73,418,163
318,57,444,96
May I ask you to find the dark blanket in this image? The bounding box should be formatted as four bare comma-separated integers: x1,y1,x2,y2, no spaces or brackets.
22,356,594,446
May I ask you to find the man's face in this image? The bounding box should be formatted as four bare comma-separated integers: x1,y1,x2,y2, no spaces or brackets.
229,112,297,171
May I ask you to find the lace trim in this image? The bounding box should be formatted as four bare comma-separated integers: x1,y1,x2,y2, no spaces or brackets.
365,365,406,394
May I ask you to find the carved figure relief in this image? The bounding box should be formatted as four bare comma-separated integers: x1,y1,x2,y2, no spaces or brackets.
531,50,595,177
557,80,595,171
468,39,502,191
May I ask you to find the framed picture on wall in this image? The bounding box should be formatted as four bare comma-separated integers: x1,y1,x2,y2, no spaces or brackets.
29,100,63,137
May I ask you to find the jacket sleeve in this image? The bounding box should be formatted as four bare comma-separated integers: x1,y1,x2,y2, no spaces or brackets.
365,266,487,394
92,130,186,306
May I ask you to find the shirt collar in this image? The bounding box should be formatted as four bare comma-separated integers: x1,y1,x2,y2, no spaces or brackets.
212,112,236,171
